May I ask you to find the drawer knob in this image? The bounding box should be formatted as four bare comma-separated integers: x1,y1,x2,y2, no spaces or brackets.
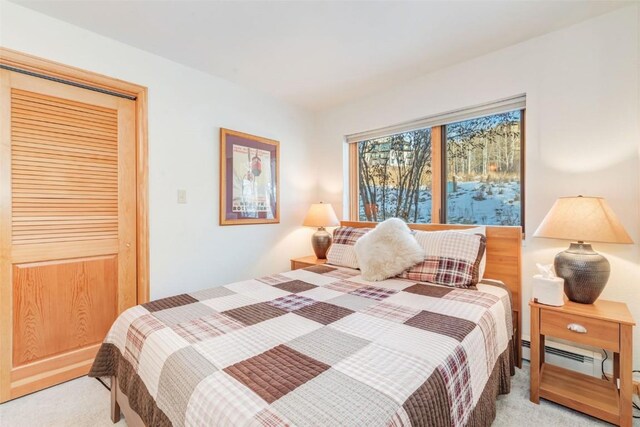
567,323,587,334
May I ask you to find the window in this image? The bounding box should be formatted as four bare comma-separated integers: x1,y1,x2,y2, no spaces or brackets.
444,110,523,226
356,128,433,223
349,97,524,228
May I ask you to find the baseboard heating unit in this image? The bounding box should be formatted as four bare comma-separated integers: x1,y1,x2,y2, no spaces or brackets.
521,336,603,377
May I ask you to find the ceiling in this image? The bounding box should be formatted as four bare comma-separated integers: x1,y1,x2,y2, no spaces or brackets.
12,0,633,110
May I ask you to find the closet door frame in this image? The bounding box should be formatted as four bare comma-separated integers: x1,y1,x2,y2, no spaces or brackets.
0,47,149,402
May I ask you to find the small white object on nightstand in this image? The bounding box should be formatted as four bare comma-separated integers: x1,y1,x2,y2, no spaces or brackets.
532,263,564,306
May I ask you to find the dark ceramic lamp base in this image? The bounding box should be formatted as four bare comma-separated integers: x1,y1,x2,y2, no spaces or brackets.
554,242,610,304
311,227,332,259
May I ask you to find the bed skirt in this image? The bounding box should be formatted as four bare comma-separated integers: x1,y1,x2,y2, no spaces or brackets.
90,339,514,427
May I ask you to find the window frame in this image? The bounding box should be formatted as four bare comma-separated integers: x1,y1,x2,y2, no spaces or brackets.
348,109,525,231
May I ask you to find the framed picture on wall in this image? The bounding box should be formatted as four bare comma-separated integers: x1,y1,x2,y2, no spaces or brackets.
220,128,280,225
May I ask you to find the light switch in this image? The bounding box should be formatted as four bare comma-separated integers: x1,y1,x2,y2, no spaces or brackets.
177,189,187,204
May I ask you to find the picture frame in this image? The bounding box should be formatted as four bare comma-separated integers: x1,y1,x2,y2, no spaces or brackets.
219,128,280,225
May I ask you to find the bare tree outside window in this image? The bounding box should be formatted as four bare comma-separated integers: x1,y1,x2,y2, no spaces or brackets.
353,109,523,227
358,129,432,223
445,110,522,226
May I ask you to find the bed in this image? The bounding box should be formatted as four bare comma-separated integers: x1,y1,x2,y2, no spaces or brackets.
90,222,522,427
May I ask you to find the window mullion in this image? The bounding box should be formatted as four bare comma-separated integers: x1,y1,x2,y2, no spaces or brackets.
431,126,442,224
349,142,359,221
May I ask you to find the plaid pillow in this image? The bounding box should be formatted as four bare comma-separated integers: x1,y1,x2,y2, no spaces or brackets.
400,230,486,288
326,226,371,269
456,226,487,280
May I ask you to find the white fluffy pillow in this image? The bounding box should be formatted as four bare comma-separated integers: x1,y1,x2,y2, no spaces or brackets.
354,218,425,281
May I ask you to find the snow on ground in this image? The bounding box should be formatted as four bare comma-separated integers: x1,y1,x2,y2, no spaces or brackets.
359,190,432,223
359,180,521,226
447,180,521,225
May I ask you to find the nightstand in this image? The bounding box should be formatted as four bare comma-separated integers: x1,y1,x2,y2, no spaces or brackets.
530,299,635,426
290,255,327,270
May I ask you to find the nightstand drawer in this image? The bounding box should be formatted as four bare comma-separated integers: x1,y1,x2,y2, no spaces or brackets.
540,310,619,352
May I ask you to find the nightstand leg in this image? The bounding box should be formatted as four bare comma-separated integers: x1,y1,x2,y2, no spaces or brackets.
530,305,541,404
620,325,632,427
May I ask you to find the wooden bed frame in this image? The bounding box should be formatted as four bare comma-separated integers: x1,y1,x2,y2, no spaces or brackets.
111,376,144,426
111,221,522,424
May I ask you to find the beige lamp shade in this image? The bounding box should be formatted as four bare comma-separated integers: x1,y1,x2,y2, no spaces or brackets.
533,196,633,244
303,203,339,228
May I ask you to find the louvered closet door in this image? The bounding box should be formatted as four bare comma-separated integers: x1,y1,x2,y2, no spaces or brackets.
0,70,136,401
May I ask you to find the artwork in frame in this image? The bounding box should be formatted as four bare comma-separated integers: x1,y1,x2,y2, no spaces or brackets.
220,128,280,225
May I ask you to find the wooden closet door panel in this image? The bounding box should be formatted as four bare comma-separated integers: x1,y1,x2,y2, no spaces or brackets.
12,256,117,366
0,70,137,401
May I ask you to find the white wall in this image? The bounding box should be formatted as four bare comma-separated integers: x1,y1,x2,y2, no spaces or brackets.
0,1,318,299
315,6,640,368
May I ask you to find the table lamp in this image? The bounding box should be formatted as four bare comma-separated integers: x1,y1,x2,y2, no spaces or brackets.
533,196,633,304
303,202,339,259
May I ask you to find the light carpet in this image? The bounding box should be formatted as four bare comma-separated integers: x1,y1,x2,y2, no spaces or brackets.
0,362,637,426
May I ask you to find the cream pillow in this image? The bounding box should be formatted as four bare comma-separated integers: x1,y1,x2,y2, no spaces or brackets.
458,226,487,280
354,218,425,281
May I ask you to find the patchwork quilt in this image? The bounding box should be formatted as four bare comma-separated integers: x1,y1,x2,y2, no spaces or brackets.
90,265,514,427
